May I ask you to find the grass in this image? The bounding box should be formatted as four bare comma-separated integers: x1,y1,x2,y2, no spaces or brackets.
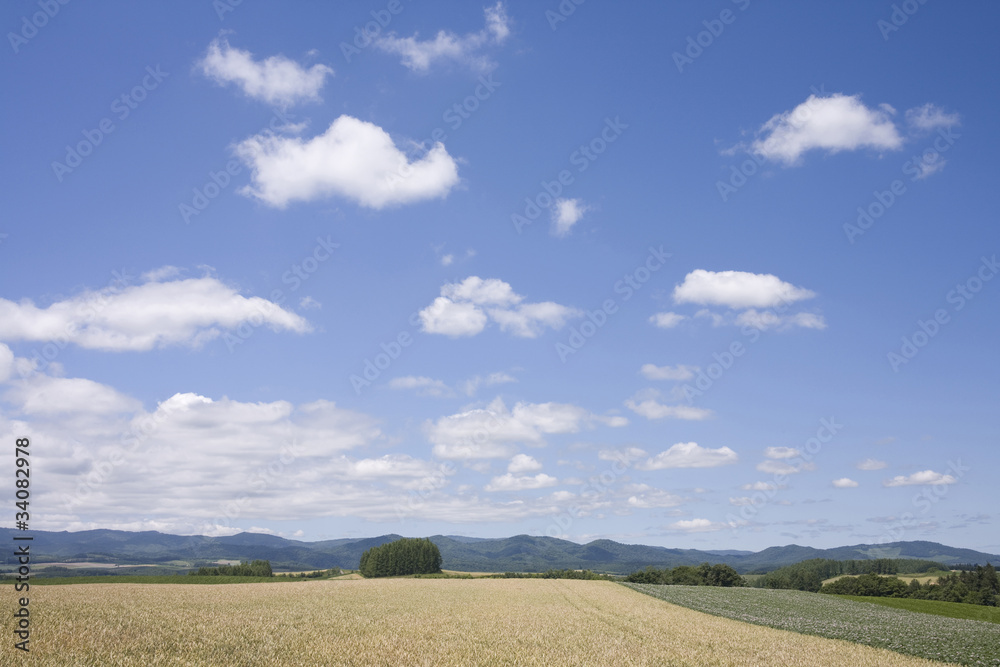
836,595,1000,624
5,579,947,666
625,583,1000,666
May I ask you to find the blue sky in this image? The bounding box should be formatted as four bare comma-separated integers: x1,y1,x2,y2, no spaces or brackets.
1,0,997,553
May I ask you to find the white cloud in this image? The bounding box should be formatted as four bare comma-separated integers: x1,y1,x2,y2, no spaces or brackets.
625,390,712,421
905,103,960,131
638,442,738,470
485,473,557,492
419,277,578,338
750,93,903,165
639,364,696,381
832,478,859,488
598,447,647,464
649,312,686,329
735,309,826,331
388,376,452,397
857,458,887,471
756,459,814,475
440,254,454,266
764,447,801,460
883,470,958,487
199,37,333,106
0,343,13,383
908,158,947,180
507,454,542,474
462,371,516,396
0,273,309,352
673,270,816,310
627,488,684,508
4,376,142,415
741,481,779,492
235,115,459,209
298,296,321,310
426,397,602,459
668,518,724,533
375,2,510,73
551,198,587,237
419,297,489,337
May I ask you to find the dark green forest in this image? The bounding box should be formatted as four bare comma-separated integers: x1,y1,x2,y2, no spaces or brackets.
190,559,273,577
624,563,746,587
359,537,443,578
820,564,999,606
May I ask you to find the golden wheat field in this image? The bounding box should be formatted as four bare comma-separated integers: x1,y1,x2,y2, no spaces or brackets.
4,579,955,666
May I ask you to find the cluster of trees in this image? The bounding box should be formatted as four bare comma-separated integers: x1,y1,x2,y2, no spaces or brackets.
499,569,615,580
625,563,745,587
277,567,342,579
753,558,945,593
820,564,999,606
190,559,273,577
359,538,442,578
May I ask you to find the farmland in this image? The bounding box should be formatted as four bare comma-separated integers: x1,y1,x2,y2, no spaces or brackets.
6,578,951,666
625,583,1000,666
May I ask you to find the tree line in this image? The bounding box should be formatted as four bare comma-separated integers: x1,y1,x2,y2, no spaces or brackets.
625,563,746,587
752,558,946,593
820,564,999,606
359,538,442,578
190,559,273,577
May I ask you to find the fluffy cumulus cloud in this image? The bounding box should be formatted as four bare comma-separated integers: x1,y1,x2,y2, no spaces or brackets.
756,459,815,475
624,389,712,421
638,442,738,470
670,270,824,331
883,470,958,487
674,270,815,310
551,198,588,237
419,277,579,338
388,376,452,397
235,115,460,209
0,271,310,352
649,312,687,329
833,478,859,488
485,472,557,492
0,343,13,383
199,37,333,106
425,397,621,459
625,484,684,509
507,453,542,473
750,93,903,165
376,2,510,73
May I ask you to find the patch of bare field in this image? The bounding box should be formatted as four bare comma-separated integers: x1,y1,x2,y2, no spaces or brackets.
6,579,954,666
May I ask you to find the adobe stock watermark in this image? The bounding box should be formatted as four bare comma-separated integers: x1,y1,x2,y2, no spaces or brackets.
717,85,827,202
349,310,423,395
725,417,844,534
179,109,295,224
844,125,960,244
51,66,169,182
555,245,670,362
383,74,502,191
7,0,71,54
876,459,968,544
18,269,133,380
512,116,628,234
213,0,243,21
886,255,996,372
224,235,340,352
672,0,752,74
545,0,588,31
877,0,930,41
339,0,408,63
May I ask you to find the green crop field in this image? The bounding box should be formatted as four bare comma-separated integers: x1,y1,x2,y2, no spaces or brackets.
835,595,1000,625
3,578,952,666
625,583,1000,666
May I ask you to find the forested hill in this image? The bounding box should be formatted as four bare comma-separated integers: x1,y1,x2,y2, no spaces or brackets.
1,528,996,574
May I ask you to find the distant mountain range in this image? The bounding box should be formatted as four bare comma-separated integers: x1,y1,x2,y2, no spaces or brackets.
2,528,996,574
